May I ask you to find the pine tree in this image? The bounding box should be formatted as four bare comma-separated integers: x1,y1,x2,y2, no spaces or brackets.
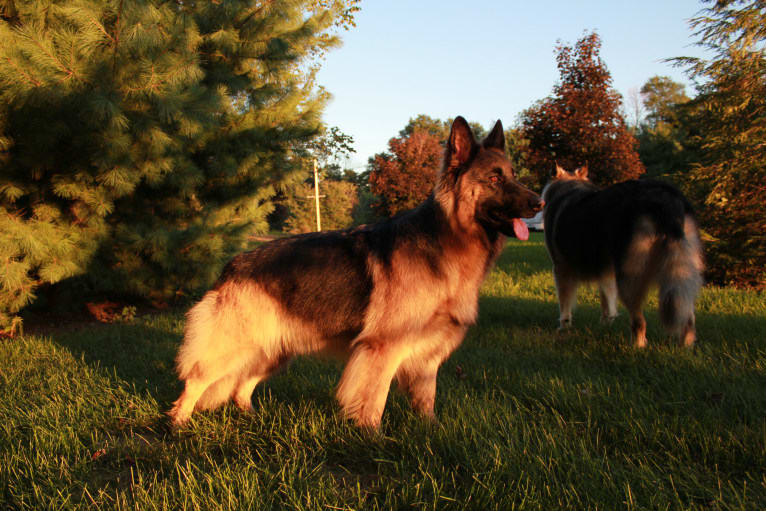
520,32,645,186
0,0,356,330
673,0,765,288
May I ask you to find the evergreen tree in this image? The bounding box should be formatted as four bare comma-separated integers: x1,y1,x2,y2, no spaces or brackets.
520,32,645,186
0,0,356,330
674,0,765,288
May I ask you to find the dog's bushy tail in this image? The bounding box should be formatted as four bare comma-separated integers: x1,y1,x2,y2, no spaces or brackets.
657,215,704,334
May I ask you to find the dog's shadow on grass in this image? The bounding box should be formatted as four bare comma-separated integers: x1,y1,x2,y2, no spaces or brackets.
45,313,345,419
44,292,765,436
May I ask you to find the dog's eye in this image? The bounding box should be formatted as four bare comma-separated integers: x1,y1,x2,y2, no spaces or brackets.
489,175,501,185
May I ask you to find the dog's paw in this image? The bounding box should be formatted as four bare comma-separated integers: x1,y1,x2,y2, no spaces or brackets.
167,407,190,428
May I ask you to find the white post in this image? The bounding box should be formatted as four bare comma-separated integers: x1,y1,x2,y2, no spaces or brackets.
313,158,321,232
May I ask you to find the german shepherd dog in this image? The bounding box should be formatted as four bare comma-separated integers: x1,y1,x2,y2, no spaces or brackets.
542,164,704,348
169,117,543,428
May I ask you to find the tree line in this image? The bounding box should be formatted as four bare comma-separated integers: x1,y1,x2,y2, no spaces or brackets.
363,2,764,291
0,0,762,333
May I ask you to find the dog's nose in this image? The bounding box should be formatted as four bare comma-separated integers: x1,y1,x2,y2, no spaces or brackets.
530,198,545,212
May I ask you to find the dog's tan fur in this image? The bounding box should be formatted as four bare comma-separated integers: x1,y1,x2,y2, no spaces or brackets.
169,117,542,428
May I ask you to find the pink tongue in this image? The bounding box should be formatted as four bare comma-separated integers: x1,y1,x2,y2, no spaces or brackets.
513,218,529,241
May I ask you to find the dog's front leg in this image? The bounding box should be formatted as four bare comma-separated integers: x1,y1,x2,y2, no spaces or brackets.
598,273,619,323
396,363,438,420
395,322,467,421
336,340,406,429
554,266,577,329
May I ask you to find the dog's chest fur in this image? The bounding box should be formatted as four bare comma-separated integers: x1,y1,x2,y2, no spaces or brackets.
360,231,500,345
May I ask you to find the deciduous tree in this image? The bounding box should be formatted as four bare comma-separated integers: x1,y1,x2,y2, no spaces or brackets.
283,179,358,233
368,129,443,217
520,32,644,186
635,76,696,178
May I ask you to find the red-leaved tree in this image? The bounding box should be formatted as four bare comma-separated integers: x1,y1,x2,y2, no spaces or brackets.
368,129,443,216
521,32,645,186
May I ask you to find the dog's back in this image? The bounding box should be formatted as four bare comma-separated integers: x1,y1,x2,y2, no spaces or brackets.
545,179,696,275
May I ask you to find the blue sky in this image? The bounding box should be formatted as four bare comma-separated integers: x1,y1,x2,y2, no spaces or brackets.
315,0,709,169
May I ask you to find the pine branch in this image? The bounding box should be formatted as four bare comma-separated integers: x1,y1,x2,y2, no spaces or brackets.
3,56,41,86
112,0,123,73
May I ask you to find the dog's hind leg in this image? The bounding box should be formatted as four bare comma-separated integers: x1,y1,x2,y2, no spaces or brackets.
233,353,291,412
171,282,293,424
396,365,438,420
233,375,261,412
554,266,578,330
172,349,288,423
169,371,225,425
336,339,407,429
657,216,704,348
617,270,653,348
627,304,647,348
618,218,661,348
598,271,619,323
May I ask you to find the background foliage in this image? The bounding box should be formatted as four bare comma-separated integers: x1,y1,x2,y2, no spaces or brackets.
520,32,645,186
671,0,765,288
1,0,763,332
0,0,356,329
283,178,358,233
368,128,443,217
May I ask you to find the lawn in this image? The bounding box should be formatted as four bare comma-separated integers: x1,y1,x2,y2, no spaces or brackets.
1,233,764,510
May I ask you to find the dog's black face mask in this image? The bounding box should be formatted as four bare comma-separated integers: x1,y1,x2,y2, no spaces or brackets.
477,174,543,239
448,119,543,239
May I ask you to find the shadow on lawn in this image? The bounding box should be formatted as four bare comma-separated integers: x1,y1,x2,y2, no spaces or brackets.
45,292,766,414
41,293,766,506
495,233,551,274
50,318,184,403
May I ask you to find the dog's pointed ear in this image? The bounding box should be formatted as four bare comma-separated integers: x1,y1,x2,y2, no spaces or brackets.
575,165,589,179
555,163,568,179
447,116,477,169
483,120,505,151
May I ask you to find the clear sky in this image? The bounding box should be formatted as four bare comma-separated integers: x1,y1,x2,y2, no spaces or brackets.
315,0,709,169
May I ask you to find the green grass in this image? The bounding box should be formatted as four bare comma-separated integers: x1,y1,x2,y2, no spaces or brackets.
2,233,764,510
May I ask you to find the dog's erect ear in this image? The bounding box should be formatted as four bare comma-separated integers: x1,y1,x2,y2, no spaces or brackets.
575,165,589,179
555,163,568,179
482,120,505,151
447,116,477,169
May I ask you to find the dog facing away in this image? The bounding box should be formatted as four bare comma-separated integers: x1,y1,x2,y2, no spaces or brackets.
169,117,543,428
542,164,704,348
